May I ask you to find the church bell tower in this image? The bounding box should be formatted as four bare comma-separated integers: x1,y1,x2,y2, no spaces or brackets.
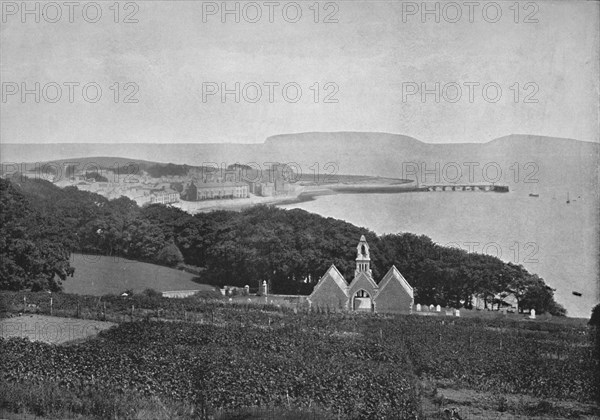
355,235,372,277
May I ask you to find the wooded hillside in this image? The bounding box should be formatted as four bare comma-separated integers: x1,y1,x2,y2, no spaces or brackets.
0,176,566,314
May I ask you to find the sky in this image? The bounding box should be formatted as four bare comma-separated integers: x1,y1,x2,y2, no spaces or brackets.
1,0,598,144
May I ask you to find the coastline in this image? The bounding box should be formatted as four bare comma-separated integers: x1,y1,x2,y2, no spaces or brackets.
172,181,418,213
172,181,510,214
172,188,335,213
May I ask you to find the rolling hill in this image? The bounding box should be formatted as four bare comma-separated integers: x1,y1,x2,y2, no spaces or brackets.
63,254,216,296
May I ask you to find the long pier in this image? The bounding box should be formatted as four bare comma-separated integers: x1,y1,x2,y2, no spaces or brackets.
421,184,509,192
288,184,510,204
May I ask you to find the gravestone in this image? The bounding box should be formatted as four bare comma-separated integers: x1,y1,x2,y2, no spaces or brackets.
262,280,268,296
244,285,250,295
436,305,441,312
455,309,460,317
429,304,434,311
530,309,536,319
416,304,421,312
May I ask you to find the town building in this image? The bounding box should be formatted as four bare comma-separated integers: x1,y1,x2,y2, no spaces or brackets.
258,182,274,197
471,292,518,312
181,180,249,201
308,235,414,313
149,189,180,205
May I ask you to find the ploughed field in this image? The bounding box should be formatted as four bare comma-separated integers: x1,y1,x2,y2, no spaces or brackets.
0,292,598,419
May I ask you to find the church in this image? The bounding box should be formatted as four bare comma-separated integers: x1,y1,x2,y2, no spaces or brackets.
308,236,414,314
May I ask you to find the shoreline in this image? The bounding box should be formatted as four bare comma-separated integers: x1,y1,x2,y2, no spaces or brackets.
173,182,510,213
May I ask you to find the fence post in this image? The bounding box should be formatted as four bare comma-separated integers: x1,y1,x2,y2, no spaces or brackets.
50,297,53,316
131,304,134,320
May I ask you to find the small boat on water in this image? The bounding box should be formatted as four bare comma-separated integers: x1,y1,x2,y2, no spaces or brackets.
566,192,570,204
529,193,539,197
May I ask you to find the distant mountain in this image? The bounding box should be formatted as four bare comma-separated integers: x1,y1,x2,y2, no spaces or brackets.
262,132,599,190
1,133,598,190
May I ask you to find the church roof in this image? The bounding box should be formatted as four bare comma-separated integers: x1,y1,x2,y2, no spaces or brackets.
310,264,349,296
374,265,413,299
349,270,379,291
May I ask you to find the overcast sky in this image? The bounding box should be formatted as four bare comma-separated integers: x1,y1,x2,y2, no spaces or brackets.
1,0,598,144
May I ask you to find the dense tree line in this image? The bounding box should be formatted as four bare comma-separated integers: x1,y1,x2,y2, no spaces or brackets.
83,171,109,182
146,163,193,178
0,176,566,315
0,179,74,291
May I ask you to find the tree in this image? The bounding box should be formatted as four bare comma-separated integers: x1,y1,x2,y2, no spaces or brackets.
84,171,108,182
520,275,566,316
0,179,74,291
123,218,168,261
157,242,184,267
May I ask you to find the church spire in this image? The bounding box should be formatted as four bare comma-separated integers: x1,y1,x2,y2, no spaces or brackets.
355,235,371,276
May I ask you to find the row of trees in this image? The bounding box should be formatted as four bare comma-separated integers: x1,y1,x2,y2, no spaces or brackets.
0,176,566,314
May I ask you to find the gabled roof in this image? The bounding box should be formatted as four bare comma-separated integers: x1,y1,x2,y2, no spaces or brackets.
349,270,379,291
310,264,349,296
374,266,413,299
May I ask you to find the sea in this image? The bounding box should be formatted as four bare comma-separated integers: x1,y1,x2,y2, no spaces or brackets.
280,188,599,319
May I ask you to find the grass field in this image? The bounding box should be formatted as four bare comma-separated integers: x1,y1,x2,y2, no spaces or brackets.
63,253,217,296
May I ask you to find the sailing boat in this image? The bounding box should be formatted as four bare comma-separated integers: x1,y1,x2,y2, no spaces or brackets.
529,185,539,197
566,192,570,204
